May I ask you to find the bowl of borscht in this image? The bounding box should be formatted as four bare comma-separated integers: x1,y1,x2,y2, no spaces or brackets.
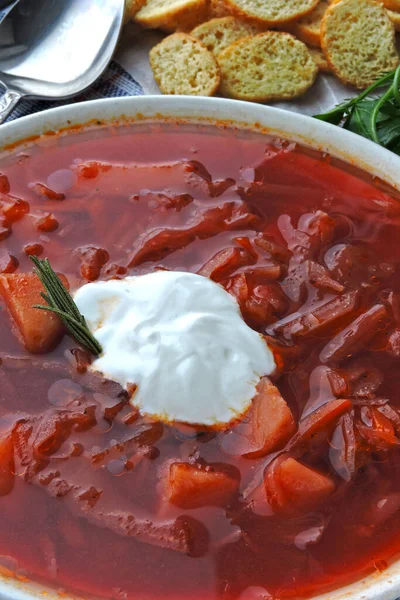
1,96,400,600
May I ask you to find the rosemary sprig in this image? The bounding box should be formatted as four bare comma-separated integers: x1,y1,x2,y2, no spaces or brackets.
314,65,400,154
30,256,103,357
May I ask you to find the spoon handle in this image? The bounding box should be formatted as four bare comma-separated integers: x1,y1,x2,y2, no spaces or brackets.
0,87,23,125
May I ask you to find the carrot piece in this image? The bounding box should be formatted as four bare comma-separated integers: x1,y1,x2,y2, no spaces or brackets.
265,457,335,515
128,203,236,267
166,462,239,509
378,404,400,435
244,284,288,327
306,260,344,294
32,183,65,201
329,412,356,482
273,290,359,339
246,265,281,281
372,408,397,445
289,399,352,450
76,245,109,282
226,273,249,306
0,193,29,222
297,210,336,247
23,244,44,258
0,252,18,274
35,213,59,233
133,190,193,211
0,272,68,353
242,378,296,458
357,407,398,450
320,304,388,363
198,247,254,281
0,434,14,496
254,233,290,262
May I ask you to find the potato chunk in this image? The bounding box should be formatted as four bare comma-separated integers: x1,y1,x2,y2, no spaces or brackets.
0,272,68,353
222,378,296,459
244,379,296,458
265,457,335,515
166,462,239,509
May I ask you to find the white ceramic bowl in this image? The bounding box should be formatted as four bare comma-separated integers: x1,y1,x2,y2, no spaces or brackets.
1,95,400,600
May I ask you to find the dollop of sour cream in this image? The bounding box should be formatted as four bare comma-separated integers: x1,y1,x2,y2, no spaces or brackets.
74,271,276,427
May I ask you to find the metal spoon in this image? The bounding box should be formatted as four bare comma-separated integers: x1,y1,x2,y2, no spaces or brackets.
0,0,125,124
0,0,20,17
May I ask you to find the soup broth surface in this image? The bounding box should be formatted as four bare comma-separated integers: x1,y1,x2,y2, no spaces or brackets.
1,122,400,599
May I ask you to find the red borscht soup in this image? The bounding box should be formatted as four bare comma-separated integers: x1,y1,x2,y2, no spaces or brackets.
0,122,400,600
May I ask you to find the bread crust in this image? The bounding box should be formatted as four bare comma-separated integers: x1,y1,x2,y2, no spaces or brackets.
123,0,147,23
135,0,208,32
224,0,320,26
149,33,221,96
387,8,400,30
218,31,318,101
208,0,233,18
321,0,399,89
192,16,261,55
308,46,331,72
295,1,329,47
382,0,400,10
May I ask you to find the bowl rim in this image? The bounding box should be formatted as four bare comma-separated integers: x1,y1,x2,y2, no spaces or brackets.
1,95,400,192
1,94,400,600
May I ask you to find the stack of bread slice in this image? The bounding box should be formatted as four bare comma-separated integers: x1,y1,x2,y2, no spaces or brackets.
124,0,400,101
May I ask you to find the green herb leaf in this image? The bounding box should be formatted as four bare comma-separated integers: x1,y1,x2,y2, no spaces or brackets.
30,256,103,357
342,99,378,140
314,101,352,125
375,104,400,149
314,65,400,154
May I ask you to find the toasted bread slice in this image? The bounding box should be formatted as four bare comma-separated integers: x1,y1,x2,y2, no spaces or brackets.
192,17,261,55
150,33,220,95
382,0,400,9
387,8,400,30
135,0,207,31
218,32,318,101
321,0,399,89
308,46,331,72
225,0,320,25
295,0,329,47
208,0,233,17
123,0,147,23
